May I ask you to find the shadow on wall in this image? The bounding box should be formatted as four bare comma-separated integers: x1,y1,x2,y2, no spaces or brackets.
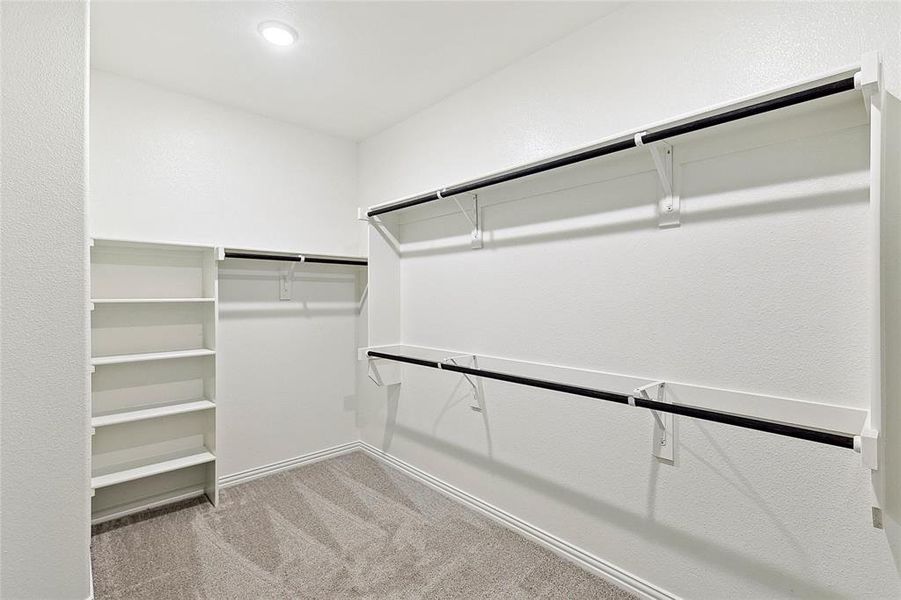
380,421,856,599
428,357,494,461
391,120,868,260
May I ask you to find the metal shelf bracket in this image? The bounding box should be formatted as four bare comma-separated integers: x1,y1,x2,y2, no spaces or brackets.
636,132,679,228
632,381,675,462
451,194,482,249
280,261,298,301
360,347,402,386
440,354,481,409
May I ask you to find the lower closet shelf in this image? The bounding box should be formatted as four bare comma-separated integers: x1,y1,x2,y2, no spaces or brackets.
91,447,215,489
91,484,208,524
92,399,215,428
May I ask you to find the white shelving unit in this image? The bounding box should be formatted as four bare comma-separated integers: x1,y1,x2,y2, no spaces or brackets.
90,238,218,523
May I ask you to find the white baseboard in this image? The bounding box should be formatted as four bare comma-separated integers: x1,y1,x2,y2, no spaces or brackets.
216,440,675,599
358,442,677,600
218,441,360,488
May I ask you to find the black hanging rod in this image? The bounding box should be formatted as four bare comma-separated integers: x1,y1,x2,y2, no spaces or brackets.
367,350,856,450
367,76,857,218
224,250,367,266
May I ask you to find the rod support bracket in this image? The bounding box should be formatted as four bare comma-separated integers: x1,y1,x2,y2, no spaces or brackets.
636,133,679,228
359,347,402,387
452,194,482,249
441,354,481,408
650,142,679,229
632,381,675,463
279,261,298,301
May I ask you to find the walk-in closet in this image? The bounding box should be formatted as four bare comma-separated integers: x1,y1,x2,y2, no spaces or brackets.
2,2,901,599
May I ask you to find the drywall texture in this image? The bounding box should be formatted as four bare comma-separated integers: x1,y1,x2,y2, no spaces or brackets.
90,70,360,256
217,260,362,478
0,2,91,599
357,2,901,598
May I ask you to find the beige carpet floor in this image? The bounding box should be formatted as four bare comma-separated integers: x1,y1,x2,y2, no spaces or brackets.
91,451,636,599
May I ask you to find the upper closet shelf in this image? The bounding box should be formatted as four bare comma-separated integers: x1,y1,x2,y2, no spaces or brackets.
91,237,215,252
365,53,879,218
91,349,215,366
222,247,367,266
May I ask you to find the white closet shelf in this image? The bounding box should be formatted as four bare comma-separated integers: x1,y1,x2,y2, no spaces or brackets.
91,298,215,304
91,348,215,366
91,237,214,252
91,484,207,525
92,399,215,428
91,447,215,489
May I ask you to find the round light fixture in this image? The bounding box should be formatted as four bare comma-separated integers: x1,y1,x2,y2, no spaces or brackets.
258,21,297,47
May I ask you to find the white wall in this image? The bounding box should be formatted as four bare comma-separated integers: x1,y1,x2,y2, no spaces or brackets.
90,70,360,256
357,2,901,598
217,259,362,478
0,2,91,599
89,73,362,480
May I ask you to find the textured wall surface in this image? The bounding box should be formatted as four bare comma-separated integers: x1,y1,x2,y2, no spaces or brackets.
90,70,360,256
0,2,91,599
357,2,901,598
217,260,361,478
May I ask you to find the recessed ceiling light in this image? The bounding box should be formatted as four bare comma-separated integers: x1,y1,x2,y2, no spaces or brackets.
258,21,297,47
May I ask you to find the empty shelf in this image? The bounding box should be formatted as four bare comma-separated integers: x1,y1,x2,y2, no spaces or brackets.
91,238,214,252
91,447,215,489
92,484,208,525
92,399,215,428
91,298,215,304
91,349,215,366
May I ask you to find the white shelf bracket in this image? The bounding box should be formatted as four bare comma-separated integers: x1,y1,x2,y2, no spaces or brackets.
279,260,299,301
631,381,675,463
452,194,482,249
635,132,679,228
359,347,402,386
440,354,481,409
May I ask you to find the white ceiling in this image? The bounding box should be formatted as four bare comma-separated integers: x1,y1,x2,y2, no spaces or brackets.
90,1,622,140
